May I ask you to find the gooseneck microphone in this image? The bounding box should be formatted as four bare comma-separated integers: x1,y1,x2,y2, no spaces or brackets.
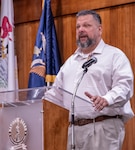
71,56,97,150
82,56,97,69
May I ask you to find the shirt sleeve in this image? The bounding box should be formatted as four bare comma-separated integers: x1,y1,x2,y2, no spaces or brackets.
44,66,64,107
102,52,134,107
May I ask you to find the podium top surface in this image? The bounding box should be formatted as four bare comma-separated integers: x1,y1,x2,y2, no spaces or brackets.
0,87,47,107
0,86,92,109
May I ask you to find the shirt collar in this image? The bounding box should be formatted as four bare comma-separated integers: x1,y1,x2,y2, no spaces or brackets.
74,39,105,59
92,39,105,54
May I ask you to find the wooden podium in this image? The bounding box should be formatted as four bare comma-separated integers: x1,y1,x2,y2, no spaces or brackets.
0,87,69,150
43,99,69,150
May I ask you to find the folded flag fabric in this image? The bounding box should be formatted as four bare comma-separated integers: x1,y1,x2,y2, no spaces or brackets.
0,0,17,91
28,0,61,88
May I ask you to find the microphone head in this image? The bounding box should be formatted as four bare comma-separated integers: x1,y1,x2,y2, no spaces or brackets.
92,57,97,63
82,56,97,69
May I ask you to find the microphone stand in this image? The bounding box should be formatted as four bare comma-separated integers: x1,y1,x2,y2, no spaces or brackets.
71,67,88,150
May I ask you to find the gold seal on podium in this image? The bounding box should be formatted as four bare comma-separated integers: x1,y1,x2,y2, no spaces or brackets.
9,117,27,150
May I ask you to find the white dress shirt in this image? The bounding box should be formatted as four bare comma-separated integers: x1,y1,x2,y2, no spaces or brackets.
45,39,134,123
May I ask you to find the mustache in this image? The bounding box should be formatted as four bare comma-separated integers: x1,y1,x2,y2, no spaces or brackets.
78,33,88,38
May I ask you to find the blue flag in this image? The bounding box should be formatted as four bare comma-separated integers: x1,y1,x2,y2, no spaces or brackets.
28,0,61,88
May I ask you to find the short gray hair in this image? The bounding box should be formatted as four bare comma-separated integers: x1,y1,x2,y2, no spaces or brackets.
76,10,102,24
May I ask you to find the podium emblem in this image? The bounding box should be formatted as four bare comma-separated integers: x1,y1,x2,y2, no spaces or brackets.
9,117,27,150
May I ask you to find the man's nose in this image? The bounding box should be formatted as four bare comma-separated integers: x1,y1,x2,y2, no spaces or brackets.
78,26,85,31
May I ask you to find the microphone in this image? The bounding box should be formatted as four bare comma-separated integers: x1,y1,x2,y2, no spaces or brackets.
70,56,97,150
82,57,97,69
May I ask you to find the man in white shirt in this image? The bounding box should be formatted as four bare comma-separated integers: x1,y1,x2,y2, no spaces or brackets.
45,10,134,150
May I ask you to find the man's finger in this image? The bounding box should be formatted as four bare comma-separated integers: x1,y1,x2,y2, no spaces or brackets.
84,92,93,99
